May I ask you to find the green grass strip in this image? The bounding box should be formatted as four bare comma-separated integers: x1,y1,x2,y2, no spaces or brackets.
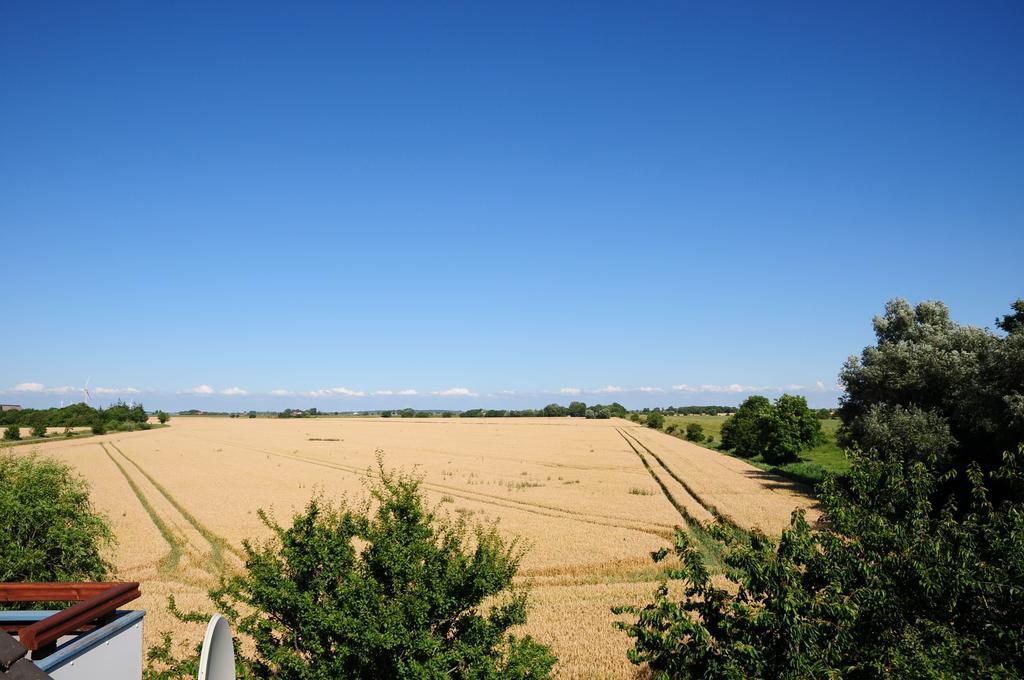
101,442,183,575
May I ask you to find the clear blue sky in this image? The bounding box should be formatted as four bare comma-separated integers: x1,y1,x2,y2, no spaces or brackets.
2,1,1021,411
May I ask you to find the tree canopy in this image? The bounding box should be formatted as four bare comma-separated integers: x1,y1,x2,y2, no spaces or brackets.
0,453,112,582
720,394,821,463
617,298,1024,678
148,463,555,679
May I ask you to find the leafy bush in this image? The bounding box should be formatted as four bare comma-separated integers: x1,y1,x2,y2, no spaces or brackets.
156,411,170,424
618,298,1024,677
617,445,1024,678
719,394,821,463
719,395,772,455
664,424,677,434
91,423,106,435
3,426,21,441
0,453,112,581
684,423,704,442
646,412,665,429
629,413,641,423
30,424,47,438
839,298,1024,508
147,462,556,679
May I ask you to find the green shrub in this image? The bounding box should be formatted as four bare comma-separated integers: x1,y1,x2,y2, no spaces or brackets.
664,424,677,434
646,412,665,429
618,298,1024,677
0,453,112,581
685,423,705,442
147,462,556,679
91,423,106,435
629,413,641,423
30,424,47,439
156,411,170,424
2,426,20,441
617,446,1024,678
719,394,820,463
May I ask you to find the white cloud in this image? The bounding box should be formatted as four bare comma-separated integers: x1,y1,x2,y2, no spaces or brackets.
306,387,366,397
221,386,248,396
398,389,418,396
593,385,624,394
814,381,826,391
497,389,518,395
182,384,215,395
559,387,582,395
8,383,81,395
94,386,140,395
270,389,293,396
374,390,394,396
432,387,477,397
636,386,665,393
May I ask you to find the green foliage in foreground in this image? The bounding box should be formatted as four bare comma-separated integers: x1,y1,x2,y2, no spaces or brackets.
617,445,1024,678
618,299,1024,678
720,394,822,463
147,463,555,680
840,297,1024,510
0,453,112,582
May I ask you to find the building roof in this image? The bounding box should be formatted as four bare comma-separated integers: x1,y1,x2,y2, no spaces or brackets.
0,631,51,679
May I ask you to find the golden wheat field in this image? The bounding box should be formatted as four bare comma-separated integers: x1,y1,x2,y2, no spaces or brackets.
27,416,818,678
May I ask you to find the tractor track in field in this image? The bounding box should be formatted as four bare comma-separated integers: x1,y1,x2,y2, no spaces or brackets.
101,441,237,578
618,428,746,536
100,442,184,575
616,429,712,527
616,428,747,564
172,431,676,539
107,441,242,570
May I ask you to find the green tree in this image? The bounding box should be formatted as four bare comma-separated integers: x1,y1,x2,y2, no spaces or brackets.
30,423,47,439
542,403,568,417
0,453,112,581
839,298,1024,507
568,401,587,418
685,423,704,442
156,411,170,424
618,298,1024,678
646,411,665,429
761,394,822,464
3,426,20,441
148,463,556,679
719,395,820,463
719,395,772,455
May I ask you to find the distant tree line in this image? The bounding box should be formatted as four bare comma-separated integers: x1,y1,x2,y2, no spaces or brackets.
638,405,739,415
0,401,153,438
457,402,629,419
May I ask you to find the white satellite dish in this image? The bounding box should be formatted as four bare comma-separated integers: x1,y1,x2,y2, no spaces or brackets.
197,614,236,680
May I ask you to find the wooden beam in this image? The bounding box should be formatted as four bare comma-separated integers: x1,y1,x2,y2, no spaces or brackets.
15,583,140,652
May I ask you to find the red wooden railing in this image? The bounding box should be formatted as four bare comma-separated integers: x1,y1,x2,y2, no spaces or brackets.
0,582,141,653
